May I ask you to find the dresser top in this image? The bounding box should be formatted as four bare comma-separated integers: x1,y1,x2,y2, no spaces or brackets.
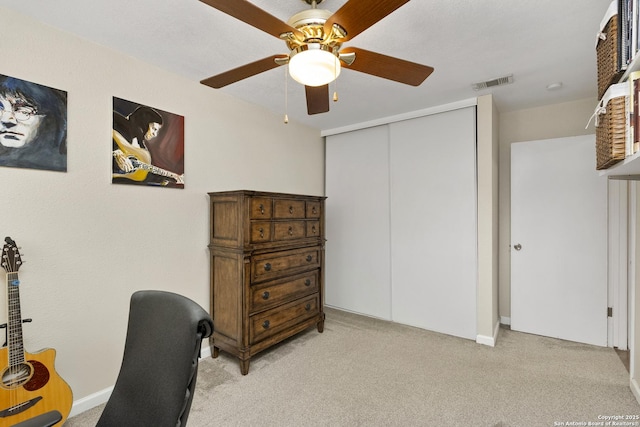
208,190,326,200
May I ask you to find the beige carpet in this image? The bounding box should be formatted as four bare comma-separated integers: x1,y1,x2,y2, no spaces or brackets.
67,308,640,426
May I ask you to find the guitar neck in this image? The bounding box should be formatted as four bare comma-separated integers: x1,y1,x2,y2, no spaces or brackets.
131,159,180,180
6,272,25,366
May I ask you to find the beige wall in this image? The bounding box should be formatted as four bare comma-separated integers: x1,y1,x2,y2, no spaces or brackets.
498,97,597,320
0,7,324,412
476,95,500,343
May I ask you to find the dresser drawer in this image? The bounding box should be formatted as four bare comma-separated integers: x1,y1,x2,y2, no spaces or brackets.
273,221,306,241
251,247,321,282
250,271,319,313
250,221,272,243
306,221,320,237
249,197,272,219
250,294,319,344
274,199,306,219
306,201,321,218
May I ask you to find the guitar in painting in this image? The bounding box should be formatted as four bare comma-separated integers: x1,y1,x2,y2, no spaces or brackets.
0,237,72,425
112,129,184,185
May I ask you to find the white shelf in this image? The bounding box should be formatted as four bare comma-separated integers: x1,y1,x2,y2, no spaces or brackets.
621,54,640,82
599,53,640,179
600,150,640,178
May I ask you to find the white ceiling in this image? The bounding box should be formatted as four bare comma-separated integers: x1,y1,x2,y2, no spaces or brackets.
0,0,609,132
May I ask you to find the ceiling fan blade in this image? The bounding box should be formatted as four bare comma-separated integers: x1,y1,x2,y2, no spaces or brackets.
340,47,434,86
200,55,288,88
324,0,410,42
305,85,330,115
199,0,303,39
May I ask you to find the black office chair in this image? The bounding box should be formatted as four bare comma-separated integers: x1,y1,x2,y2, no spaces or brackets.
96,290,213,427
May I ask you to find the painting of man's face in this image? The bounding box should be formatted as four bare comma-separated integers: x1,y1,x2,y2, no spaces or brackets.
0,95,45,148
144,122,162,142
0,74,67,172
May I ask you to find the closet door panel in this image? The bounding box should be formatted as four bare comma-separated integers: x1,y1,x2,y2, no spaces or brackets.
325,126,392,319
389,107,477,339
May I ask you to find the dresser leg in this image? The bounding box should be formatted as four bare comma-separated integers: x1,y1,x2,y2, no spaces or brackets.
212,346,219,358
240,358,250,375
317,319,324,333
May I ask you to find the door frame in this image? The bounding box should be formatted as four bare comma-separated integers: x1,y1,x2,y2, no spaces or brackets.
608,179,628,350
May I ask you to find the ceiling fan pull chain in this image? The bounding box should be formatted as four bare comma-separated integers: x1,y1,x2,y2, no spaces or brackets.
284,65,289,124
333,55,338,102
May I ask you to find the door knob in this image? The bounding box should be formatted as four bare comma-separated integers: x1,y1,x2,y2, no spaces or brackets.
514,243,522,251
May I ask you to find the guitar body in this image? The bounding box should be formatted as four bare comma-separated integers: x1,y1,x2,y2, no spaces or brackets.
112,129,184,184
0,347,72,425
113,129,152,182
113,163,149,182
0,237,73,426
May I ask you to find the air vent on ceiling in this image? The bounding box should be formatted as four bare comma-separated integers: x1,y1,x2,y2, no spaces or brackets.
472,74,514,91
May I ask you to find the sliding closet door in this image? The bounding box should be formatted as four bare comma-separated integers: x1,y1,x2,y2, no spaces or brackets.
325,126,392,319
389,107,477,339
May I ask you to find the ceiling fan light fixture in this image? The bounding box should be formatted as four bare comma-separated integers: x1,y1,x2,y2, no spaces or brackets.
289,44,341,87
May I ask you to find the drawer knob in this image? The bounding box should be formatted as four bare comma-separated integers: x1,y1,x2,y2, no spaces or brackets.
259,227,264,238
264,263,272,271
262,320,270,329
304,279,311,286
289,206,294,214
312,206,317,214
306,255,313,262
288,226,293,236
305,303,311,311
311,225,317,234
262,291,270,300
259,204,265,215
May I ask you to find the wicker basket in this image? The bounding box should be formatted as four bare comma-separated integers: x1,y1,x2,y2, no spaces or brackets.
595,83,628,170
597,1,623,99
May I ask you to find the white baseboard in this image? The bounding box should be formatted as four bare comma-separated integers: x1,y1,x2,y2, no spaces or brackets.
69,386,113,418
200,343,212,359
70,344,213,418
476,321,500,347
500,316,511,326
631,377,640,406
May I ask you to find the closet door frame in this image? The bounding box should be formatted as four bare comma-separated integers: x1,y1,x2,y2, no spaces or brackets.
324,99,480,340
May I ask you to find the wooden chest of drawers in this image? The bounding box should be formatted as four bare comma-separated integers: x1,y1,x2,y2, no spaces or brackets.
208,190,325,374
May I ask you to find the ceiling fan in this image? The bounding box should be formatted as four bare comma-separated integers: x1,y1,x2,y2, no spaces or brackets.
199,0,434,115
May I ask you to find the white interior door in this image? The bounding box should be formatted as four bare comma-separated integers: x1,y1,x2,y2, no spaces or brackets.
511,135,608,346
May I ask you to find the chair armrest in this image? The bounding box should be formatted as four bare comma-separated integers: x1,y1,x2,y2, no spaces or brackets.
10,410,62,427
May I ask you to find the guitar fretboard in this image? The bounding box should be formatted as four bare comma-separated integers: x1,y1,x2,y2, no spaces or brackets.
6,272,25,367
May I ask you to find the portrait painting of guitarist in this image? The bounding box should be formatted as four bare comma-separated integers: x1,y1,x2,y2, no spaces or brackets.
112,97,184,188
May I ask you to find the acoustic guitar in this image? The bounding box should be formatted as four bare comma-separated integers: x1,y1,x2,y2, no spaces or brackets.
0,237,72,425
112,129,184,184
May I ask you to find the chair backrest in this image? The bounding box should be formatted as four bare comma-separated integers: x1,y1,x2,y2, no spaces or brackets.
96,290,213,427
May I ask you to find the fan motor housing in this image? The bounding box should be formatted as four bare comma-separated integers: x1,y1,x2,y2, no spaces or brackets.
284,8,345,52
